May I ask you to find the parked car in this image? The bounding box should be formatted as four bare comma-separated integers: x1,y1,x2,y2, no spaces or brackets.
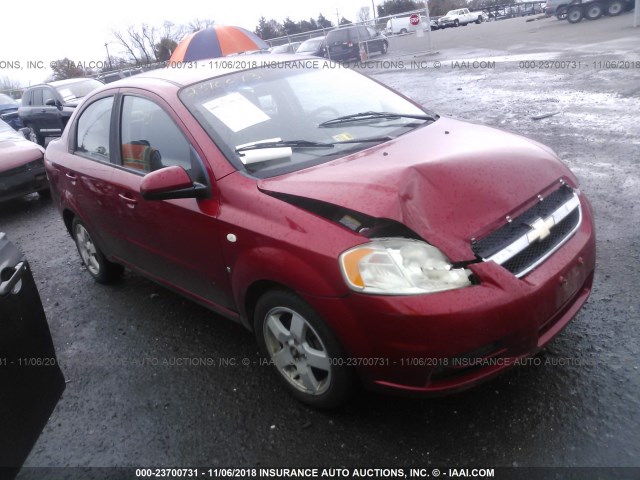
295,37,326,57
0,119,48,202
385,15,439,34
438,8,485,27
0,233,65,479
325,26,388,62
45,56,595,409
0,93,23,130
270,42,303,54
18,78,103,146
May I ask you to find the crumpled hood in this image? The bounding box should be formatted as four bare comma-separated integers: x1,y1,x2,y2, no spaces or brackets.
259,117,576,260
0,139,45,170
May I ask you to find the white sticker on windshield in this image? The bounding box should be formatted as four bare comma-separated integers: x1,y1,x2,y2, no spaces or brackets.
202,92,270,133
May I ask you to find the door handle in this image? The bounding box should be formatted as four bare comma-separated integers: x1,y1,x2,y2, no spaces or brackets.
0,261,26,296
118,193,138,208
65,172,77,185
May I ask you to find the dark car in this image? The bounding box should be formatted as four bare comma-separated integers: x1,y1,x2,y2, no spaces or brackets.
0,94,22,130
45,57,595,409
0,119,48,202
295,37,326,57
18,78,103,146
0,233,65,479
325,26,388,62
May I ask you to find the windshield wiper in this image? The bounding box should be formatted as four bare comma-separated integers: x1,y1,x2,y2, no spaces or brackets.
319,111,435,128
235,136,393,153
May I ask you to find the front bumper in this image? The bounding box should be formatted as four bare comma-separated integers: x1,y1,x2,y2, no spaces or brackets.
301,196,596,395
0,165,49,202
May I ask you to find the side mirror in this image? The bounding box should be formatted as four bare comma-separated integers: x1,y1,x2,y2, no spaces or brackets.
45,99,60,108
140,165,208,201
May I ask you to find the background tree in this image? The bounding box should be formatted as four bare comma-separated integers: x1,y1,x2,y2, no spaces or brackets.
316,13,333,28
112,21,183,65
48,58,88,81
357,6,372,23
283,17,302,35
254,17,284,39
0,76,21,95
377,0,426,17
187,18,215,32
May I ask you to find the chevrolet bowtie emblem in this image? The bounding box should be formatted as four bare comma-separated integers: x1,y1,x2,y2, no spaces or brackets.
527,216,555,243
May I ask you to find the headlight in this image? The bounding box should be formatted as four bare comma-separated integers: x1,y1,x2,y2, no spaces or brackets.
339,238,472,295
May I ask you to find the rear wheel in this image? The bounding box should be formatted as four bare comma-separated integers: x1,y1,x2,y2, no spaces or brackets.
607,0,625,15
254,290,355,409
400,28,408,34
567,5,584,22
454,19,460,26
381,41,388,54
72,218,124,283
585,3,603,18
476,16,483,23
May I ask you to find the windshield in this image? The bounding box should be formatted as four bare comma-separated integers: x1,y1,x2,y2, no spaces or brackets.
179,62,435,178
54,79,103,102
0,119,21,142
0,93,18,106
297,38,324,53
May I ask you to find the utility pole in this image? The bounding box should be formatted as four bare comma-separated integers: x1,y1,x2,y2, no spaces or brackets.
104,43,113,70
336,8,340,25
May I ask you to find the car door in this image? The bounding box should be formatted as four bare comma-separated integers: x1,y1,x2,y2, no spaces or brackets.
40,86,63,137
49,94,122,256
109,92,234,311
0,233,65,477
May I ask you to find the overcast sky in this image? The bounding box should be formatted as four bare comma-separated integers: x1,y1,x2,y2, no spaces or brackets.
1,0,373,87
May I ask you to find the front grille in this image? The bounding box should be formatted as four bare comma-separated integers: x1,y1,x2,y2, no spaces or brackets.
0,164,29,178
472,184,581,277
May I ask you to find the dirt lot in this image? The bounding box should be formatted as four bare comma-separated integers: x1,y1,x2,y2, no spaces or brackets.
2,12,639,478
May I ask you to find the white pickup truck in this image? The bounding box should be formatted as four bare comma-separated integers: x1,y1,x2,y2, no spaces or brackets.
438,8,485,27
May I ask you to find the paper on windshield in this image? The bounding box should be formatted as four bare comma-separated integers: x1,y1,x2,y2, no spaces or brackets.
202,92,270,133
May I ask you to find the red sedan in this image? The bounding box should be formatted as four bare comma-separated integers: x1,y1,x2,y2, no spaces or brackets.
0,119,48,202
45,57,595,408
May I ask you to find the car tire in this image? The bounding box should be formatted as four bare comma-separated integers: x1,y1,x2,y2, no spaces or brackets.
26,126,43,146
454,19,460,26
72,218,124,284
476,16,483,23
566,5,584,22
254,289,355,409
556,6,568,19
606,0,624,15
381,41,388,54
400,28,408,34
584,3,604,18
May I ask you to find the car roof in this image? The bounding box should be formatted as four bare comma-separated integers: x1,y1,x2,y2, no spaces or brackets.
108,54,304,88
25,78,103,90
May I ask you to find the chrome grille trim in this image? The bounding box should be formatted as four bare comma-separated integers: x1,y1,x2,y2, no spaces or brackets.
483,192,582,278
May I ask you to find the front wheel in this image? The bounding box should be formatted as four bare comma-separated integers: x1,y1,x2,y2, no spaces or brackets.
556,6,568,19
254,290,355,409
454,19,460,26
72,218,124,283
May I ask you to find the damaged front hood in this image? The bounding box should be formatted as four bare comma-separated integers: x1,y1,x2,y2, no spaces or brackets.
258,117,575,260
